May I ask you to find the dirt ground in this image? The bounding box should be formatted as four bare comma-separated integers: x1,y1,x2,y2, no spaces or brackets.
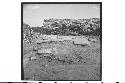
23,39,101,81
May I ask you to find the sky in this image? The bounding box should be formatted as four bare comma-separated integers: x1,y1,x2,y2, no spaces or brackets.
23,4,100,27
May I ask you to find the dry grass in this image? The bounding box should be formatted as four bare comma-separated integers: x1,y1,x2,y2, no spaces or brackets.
23,39,101,80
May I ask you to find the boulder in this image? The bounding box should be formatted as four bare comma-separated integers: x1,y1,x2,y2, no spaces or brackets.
73,37,90,46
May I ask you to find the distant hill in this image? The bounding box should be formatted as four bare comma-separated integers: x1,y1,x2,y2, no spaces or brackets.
23,22,31,29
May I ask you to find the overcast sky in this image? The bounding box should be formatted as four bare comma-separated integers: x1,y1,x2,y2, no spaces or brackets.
23,4,100,27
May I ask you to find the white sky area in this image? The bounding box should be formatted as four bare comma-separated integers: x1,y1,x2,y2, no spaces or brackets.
23,4,100,27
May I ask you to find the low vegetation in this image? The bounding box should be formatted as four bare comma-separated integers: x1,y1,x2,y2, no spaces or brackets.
23,18,101,80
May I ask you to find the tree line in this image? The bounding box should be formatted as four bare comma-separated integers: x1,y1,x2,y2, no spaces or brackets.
23,18,101,38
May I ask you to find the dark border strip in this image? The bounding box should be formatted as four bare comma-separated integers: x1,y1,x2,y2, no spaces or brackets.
21,3,24,80
100,2,102,81
21,2,102,4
